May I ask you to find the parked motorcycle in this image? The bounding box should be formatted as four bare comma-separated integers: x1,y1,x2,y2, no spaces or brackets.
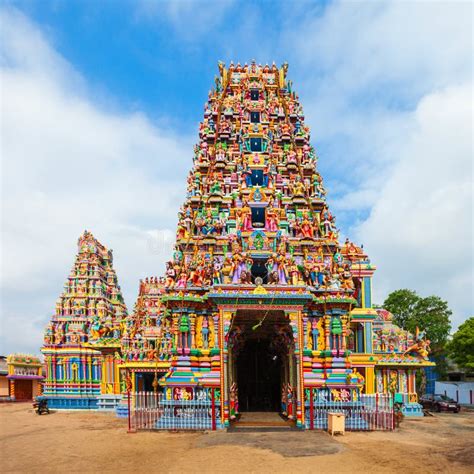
33,399,50,415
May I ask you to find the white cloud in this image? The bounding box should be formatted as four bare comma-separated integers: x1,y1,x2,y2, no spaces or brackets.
355,83,473,326
134,0,236,40
0,7,190,354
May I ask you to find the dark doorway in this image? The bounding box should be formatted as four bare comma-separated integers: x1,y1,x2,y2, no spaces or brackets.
250,137,262,152
250,169,264,186
136,372,164,392
15,379,33,400
237,338,281,411
250,111,260,123
250,90,260,101
251,206,265,227
251,258,268,283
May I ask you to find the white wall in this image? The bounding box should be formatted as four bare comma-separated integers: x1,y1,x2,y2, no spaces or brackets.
435,381,474,405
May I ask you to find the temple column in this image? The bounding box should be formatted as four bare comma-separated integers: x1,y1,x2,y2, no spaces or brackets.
324,315,331,351
365,367,375,394
341,315,348,351
190,313,196,349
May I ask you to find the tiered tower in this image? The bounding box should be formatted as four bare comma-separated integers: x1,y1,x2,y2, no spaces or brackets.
121,61,378,427
42,231,127,408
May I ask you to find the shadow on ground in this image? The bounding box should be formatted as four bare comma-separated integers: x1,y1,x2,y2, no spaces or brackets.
194,431,343,457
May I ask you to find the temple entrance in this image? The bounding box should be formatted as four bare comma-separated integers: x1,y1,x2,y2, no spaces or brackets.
237,338,281,411
136,372,165,392
14,379,33,400
227,310,297,419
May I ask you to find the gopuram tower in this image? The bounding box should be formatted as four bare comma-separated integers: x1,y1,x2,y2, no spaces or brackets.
121,61,379,428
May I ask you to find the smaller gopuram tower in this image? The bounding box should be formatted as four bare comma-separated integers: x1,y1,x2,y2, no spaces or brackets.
41,231,127,408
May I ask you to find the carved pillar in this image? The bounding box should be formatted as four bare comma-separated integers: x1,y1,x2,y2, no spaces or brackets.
324,315,331,350
341,315,348,351
190,313,196,349
213,313,219,349
302,313,309,350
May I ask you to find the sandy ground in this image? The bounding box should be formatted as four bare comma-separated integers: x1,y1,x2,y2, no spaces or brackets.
1,403,473,473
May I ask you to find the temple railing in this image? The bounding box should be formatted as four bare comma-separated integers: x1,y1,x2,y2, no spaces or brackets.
304,392,395,431
129,389,220,431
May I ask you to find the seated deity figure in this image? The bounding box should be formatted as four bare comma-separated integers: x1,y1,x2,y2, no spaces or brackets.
176,269,188,288
292,177,306,197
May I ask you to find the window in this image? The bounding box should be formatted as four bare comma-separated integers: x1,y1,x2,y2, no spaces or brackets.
250,137,262,152
251,169,264,186
250,111,260,123
251,258,268,284
250,90,259,101
251,207,265,228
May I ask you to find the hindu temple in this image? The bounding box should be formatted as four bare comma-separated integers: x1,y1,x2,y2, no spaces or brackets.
41,61,434,429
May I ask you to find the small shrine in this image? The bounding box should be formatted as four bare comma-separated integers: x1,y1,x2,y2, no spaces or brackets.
5,354,44,401
42,61,434,426
41,231,127,408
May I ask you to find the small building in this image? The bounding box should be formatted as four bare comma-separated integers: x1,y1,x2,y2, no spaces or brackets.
6,354,44,400
0,356,10,400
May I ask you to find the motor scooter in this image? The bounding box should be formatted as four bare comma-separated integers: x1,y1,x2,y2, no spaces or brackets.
33,398,50,415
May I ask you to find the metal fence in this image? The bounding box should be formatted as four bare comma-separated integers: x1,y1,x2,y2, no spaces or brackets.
305,391,394,431
129,388,220,431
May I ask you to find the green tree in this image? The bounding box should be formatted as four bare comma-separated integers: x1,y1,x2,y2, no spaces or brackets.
382,290,452,347
411,296,452,347
382,289,420,330
447,317,474,369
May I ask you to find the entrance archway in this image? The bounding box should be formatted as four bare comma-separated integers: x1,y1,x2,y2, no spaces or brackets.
227,310,296,416
237,338,281,411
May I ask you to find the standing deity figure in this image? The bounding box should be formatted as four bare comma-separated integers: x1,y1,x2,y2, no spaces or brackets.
311,319,320,350
266,208,279,232
175,269,188,289
229,382,239,420
286,385,294,420
276,254,288,284
288,259,300,286
212,258,223,285
201,317,209,349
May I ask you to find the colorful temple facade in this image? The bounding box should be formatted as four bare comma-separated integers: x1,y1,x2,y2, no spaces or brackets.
41,231,127,409
42,61,433,426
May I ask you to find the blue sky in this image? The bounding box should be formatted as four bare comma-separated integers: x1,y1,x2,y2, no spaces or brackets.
0,0,472,355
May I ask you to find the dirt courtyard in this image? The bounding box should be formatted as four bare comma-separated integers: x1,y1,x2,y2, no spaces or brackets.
1,403,473,473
